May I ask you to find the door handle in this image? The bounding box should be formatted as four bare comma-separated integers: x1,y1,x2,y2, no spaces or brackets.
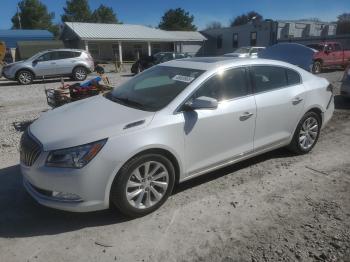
239,112,253,121
292,97,303,105
50,62,56,65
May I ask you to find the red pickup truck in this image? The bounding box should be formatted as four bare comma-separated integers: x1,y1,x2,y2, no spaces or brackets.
307,42,350,74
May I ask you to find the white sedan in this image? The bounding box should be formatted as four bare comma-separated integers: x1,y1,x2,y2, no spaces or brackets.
21,57,334,217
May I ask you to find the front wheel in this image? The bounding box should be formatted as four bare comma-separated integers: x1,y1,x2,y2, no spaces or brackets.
110,154,175,218
288,112,321,154
72,67,87,81
17,70,34,85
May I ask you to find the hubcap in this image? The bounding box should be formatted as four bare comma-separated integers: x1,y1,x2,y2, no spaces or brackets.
299,117,318,150
126,161,169,209
19,72,32,84
75,69,86,80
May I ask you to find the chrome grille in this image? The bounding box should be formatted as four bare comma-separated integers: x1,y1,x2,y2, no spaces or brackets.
20,130,42,166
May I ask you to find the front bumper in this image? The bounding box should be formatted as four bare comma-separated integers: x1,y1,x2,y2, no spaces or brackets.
21,148,122,212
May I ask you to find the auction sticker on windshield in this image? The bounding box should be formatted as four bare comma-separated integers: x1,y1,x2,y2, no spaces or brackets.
172,75,195,83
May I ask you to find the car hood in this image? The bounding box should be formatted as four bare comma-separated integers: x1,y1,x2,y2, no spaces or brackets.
30,95,155,151
4,60,24,67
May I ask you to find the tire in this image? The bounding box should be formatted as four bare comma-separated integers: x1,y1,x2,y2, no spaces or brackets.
312,61,322,74
72,66,87,81
110,153,175,218
288,111,321,154
17,70,34,85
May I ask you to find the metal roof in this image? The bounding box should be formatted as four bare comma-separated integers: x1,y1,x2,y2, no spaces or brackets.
64,22,206,42
0,30,53,48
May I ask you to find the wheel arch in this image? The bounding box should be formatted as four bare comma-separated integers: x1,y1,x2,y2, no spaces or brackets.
72,64,89,74
15,67,36,79
104,146,183,207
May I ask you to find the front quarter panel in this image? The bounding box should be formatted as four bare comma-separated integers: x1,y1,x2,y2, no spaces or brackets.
103,112,185,206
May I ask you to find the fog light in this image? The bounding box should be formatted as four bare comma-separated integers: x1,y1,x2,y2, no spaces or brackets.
52,191,82,202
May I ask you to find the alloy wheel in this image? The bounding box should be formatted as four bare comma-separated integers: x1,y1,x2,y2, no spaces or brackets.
126,161,169,209
75,68,86,80
299,116,319,150
19,72,32,84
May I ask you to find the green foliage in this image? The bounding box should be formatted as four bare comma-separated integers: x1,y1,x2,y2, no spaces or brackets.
11,0,58,36
61,0,92,22
336,13,350,35
158,8,197,31
91,4,119,24
230,11,263,27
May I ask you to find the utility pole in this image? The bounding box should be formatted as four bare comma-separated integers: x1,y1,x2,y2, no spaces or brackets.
17,5,22,29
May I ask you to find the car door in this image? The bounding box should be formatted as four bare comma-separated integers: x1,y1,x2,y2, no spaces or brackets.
183,67,256,175
251,65,306,150
32,51,58,77
55,51,80,75
333,43,343,65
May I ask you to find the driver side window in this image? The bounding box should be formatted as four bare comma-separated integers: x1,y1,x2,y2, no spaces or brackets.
37,52,58,62
193,67,249,101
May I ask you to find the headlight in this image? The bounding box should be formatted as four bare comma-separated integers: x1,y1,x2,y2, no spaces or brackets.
46,139,107,168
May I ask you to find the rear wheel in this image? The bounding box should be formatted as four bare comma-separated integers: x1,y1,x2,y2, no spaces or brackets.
312,61,322,74
288,111,321,154
72,66,87,81
110,154,175,218
17,70,34,85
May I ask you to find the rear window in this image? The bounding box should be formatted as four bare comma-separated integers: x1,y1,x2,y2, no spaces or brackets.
252,66,287,93
286,69,301,85
307,44,324,51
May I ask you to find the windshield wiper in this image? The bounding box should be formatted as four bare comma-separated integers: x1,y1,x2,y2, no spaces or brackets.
105,93,148,110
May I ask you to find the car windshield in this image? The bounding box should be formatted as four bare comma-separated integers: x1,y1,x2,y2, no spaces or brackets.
307,44,324,51
234,47,251,54
106,66,204,112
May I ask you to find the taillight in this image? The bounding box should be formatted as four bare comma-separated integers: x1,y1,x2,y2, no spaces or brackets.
326,84,334,94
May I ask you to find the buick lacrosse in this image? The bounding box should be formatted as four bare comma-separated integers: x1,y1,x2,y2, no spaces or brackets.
21,57,334,217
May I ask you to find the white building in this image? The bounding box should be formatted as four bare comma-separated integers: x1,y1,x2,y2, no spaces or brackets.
60,22,207,62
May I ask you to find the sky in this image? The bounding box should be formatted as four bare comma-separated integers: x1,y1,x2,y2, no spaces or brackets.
0,0,349,30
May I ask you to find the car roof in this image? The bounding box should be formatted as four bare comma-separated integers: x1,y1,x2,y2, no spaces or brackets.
44,49,85,52
159,56,302,71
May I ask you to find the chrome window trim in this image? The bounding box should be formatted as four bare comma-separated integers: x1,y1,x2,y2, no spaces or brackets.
249,64,303,96
174,65,252,114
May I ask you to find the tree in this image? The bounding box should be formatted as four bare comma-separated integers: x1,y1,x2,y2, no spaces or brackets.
336,13,350,35
230,11,263,27
91,4,119,23
61,0,92,22
11,0,58,36
205,21,222,30
158,8,197,31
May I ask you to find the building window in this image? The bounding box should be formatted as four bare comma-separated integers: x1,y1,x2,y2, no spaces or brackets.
232,33,238,48
88,43,99,58
217,35,223,49
250,32,257,46
112,44,119,59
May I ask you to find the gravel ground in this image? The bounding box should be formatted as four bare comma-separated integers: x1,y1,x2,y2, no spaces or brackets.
0,70,349,262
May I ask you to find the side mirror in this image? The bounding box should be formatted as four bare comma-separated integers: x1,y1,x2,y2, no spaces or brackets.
32,59,39,65
183,96,218,111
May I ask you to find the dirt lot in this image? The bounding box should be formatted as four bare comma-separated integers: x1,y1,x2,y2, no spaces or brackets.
0,71,349,262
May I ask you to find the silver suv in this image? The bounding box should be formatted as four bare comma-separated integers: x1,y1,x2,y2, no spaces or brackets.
2,49,94,85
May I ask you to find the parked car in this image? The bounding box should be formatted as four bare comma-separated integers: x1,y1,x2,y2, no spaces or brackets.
340,64,350,99
307,42,350,74
21,57,334,217
2,49,94,85
131,52,189,74
224,46,265,58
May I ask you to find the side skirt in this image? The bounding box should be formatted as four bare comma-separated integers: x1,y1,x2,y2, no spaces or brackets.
180,139,290,183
